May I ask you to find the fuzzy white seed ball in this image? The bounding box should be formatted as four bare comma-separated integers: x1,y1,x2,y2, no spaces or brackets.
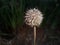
25,8,43,27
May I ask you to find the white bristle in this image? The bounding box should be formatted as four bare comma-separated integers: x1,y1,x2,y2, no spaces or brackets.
25,8,43,27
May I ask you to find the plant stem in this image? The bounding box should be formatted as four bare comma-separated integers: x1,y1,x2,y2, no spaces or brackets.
34,26,36,45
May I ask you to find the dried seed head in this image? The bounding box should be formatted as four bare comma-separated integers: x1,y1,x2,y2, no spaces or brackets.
24,8,43,27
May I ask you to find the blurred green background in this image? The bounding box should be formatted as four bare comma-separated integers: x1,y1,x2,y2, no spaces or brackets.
0,0,60,45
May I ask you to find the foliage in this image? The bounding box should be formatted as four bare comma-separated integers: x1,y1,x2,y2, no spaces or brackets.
0,0,25,29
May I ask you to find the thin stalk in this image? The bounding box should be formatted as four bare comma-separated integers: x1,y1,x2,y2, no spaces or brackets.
34,26,36,45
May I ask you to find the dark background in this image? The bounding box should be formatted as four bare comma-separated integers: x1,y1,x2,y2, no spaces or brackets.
0,0,60,45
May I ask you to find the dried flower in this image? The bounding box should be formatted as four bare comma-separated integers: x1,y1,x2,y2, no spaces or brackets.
25,8,43,27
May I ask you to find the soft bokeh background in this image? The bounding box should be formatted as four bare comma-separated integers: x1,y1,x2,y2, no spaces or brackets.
0,0,60,45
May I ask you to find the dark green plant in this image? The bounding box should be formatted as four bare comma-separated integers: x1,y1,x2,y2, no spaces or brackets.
0,0,25,30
